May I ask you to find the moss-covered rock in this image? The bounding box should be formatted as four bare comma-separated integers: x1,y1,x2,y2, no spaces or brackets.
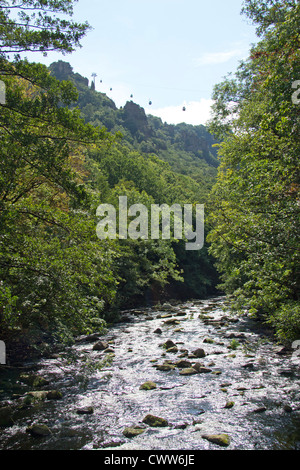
201,433,231,447
194,366,212,374
19,373,49,388
142,414,169,427
179,367,198,376
26,424,52,437
139,381,157,390
162,339,176,349
176,360,192,368
224,401,235,409
123,426,145,438
156,364,176,371
166,346,178,353
163,318,180,325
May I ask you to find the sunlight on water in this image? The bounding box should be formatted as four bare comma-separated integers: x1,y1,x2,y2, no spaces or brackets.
0,297,299,450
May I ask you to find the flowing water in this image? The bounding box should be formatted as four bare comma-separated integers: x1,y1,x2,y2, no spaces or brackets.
0,296,300,450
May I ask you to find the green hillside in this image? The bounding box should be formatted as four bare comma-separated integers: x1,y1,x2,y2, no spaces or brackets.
1,0,298,360
49,60,219,193
0,53,220,354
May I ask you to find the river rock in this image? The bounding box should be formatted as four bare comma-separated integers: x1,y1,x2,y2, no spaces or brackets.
242,362,255,369
154,328,162,334
19,373,49,388
201,433,231,447
203,337,214,344
178,351,189,358
162,340,177,349
123,426,145,438
75,333,100,343
142,414,169,427
26,391,48,401
76,406,94,415
161,303,174,311
26,424,52,437
156,364,176,371
279,368,295,378
179,368,198,376
224,401,235,409
176,311,187,316
253,406,267,413
191,362,204,371
174,422,189,429
166,346,178,353
193,364,212,373
119,315,132,323
139,381,157,390
93,341,109,351
46,390,63,400
0,406,14,427
275,346,292,355
163,318,180,325
176,360,192,368
192,348,206,358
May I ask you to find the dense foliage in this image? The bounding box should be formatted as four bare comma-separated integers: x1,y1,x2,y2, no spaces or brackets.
47,61,220,310
49,59,219,188
207,0,300,343
3,0,297,357
0,1,219,354
0,1,118,348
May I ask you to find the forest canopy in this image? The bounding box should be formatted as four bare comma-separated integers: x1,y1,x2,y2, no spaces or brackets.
207,0,300,342
0,1,219,356
0,0,299,360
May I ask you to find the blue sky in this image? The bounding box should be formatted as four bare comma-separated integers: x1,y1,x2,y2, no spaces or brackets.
25,0,259,125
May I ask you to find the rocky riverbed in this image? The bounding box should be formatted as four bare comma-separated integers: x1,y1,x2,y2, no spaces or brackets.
0,296,299,450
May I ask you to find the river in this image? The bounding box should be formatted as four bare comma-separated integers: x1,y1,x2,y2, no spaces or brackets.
0,296,299,450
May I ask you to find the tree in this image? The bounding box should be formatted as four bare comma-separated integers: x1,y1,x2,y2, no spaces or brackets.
0,0,90,56
0,1,117,346
0,1,100,208
207,0,300,342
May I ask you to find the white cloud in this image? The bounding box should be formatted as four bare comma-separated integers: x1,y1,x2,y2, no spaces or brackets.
145,99,214,126
194,49,243,66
